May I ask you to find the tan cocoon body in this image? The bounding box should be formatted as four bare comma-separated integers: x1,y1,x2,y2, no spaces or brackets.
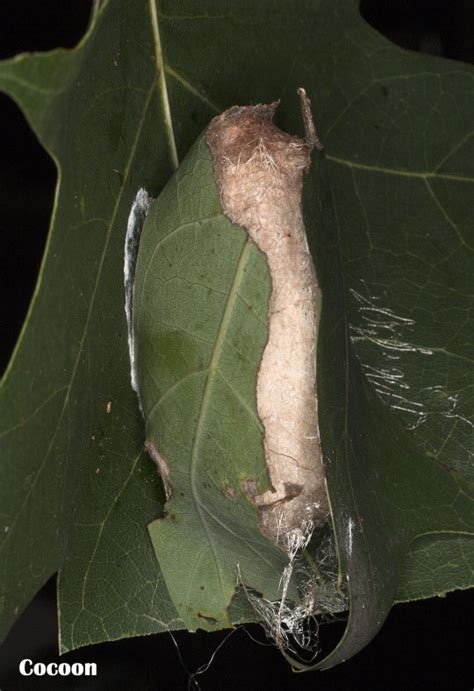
207,103,328,541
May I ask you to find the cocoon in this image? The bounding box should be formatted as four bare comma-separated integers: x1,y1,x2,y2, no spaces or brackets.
206,102,328,540
128,94,330,633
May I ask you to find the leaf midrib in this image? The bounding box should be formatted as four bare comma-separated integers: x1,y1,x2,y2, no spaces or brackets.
189,238,253,595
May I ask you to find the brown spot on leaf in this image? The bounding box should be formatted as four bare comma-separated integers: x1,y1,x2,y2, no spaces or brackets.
223,483,236,499
243,479,258,498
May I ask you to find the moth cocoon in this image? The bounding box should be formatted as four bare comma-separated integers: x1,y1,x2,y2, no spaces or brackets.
206,100,328,541
128,93,335,635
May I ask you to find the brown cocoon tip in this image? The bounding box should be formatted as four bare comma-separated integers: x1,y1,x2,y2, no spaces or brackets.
206,101,328,542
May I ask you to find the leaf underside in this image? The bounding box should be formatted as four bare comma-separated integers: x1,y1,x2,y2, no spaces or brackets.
0,0,472,665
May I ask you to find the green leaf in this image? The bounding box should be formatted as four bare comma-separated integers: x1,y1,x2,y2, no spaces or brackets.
303,150,473,668
0,1,185,651
0,0,472,664
133,134,291,631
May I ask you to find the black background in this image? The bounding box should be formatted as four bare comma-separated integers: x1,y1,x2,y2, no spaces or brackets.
0,2,473,689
